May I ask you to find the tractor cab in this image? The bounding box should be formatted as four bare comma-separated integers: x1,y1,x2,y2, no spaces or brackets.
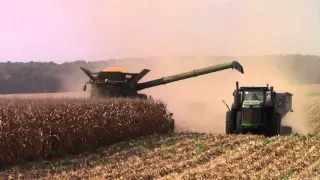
232,83,275,109
239,87,270,108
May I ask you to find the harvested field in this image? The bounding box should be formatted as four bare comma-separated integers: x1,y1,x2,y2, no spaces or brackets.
303,98,320,133
0,87,320,179
0,97,171,164
1,132,319,179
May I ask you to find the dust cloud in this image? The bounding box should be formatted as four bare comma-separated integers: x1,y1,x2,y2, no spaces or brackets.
67,56,313,135
52,0,318,134
122,57,312,134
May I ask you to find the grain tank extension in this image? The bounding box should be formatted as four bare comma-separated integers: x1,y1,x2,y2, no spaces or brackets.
81,61,244,98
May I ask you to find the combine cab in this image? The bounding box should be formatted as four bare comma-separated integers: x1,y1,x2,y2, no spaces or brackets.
81,61,245,99
225,82,293,137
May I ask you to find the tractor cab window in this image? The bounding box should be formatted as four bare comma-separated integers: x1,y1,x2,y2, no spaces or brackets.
243,91,264,101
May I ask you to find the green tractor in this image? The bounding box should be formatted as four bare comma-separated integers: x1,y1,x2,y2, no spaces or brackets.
81,61,244,99
225,82,293,137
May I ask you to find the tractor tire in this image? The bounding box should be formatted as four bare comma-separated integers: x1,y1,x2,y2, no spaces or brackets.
226,110,236,134
281,126,292,135
265,112,281,137
235,111,243,134
275,113,281,135
168,119,175,134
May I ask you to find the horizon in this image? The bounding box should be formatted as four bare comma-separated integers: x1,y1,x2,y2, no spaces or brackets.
0,53,319,64
1,0,319,63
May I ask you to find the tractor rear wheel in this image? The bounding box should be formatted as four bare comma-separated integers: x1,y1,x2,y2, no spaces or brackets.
235,111,243,134
281,126,292,135
265,112,281,137
226,110,236,134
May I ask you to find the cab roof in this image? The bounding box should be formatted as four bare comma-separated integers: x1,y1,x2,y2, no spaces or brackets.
240,86,269,91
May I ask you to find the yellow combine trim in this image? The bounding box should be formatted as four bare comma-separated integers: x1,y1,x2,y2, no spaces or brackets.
103,67,128,73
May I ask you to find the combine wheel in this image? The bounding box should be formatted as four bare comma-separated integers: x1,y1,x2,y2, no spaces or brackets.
137,94,148,99
90,91,98,98
226,110,236,134
235,111,243,134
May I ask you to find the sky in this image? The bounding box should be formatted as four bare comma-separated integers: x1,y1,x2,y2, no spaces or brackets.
0,0,320,62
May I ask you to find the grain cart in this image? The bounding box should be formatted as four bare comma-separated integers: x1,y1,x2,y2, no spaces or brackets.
81,61,244,98
224,82,293,137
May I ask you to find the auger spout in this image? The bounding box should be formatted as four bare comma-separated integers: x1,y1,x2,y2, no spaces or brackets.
136,61,244,91
80,67,97,81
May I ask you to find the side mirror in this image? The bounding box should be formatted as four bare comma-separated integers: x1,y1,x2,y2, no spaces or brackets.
83,84,86,91
290,109,294,112
234,91,241,108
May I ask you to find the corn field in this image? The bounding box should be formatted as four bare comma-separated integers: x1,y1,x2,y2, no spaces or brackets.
0,97,171,164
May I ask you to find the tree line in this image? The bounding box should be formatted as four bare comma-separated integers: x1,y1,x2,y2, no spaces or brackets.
0,55,319,94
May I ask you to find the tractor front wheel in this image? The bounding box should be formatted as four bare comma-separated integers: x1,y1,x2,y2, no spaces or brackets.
226,110,236,134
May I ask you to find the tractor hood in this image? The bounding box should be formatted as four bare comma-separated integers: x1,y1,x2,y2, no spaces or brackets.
242,100,263,108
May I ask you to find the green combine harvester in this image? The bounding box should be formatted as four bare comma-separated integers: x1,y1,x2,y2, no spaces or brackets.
80,61,244,135
81,61,244,98
224,81,293,137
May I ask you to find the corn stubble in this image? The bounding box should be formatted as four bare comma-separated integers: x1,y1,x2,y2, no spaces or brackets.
0,97,171,164
1,133,319,179
303,99,320,133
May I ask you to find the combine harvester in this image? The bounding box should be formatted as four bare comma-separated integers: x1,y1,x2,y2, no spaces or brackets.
80,61,244,134
81,61,244,98
224,81,293,137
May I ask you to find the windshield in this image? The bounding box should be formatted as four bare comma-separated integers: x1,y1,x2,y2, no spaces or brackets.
243,90,264,101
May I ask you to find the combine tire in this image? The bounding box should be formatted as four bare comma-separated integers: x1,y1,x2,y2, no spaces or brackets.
235,111,243,134
226,111,236,134
90,91,98,98
138,94,148,99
